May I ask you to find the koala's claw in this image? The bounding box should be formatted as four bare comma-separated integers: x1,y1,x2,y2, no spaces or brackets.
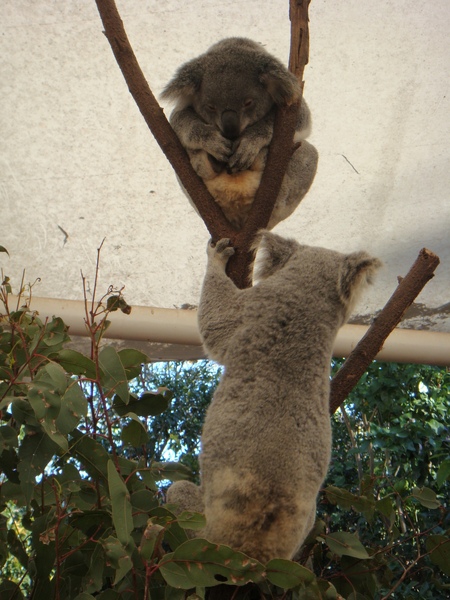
204,131,233,163
228,143,261,173
208,238,235,263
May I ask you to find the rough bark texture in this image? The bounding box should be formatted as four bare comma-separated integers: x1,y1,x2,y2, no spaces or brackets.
329,248,441,414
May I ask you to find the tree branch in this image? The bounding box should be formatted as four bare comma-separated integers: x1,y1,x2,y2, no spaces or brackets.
94,0,311,288
329,248,441,414
222,2,312,288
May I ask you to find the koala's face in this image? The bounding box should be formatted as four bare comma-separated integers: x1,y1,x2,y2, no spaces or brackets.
192,68,274,140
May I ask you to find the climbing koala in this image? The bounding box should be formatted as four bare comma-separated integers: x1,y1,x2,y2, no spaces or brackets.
161,38,318,229
167,233,381,563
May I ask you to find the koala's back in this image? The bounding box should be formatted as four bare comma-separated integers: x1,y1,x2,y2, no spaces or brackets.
200,250,342,562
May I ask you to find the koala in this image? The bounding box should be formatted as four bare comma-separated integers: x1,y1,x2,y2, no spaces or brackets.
161,38,318,229
167,233,381,563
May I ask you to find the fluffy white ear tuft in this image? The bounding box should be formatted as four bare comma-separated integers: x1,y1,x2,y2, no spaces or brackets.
251,230,298,283
338,252,382,316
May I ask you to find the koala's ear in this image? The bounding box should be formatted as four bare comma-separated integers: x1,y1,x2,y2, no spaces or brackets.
160,58,204,103
259,63,301,106
338,252,382,308
251,230,298,282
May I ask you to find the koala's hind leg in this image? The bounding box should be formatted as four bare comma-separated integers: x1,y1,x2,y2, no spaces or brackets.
166,481,204,539
268,139,318,229
166,480,204,514
198,239,244,363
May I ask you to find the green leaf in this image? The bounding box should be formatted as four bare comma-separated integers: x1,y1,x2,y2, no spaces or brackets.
176,511,206,531
0,425,18,451
107,460,133,545
55,380,88,435
18,431,59,505
121,418,149,447
139,520,165,560
39,316,69,350
117,348,148,380
130,489,159,512
265,558,315,589
325,486,375,520
69,429,110,480
56,349,97,378
376,497,395,530
27,363,85,451
322,532,371,559
84,541,105,594
151,461,193,482
73,594,96,600
113,389,171,417
101,535,133,585
99,346,129,403
148,506,189,550
411,486,441,509
436,459,450,488
158,538,265,589
426,535,450,575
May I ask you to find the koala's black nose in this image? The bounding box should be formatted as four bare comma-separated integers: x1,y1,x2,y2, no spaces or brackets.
221,110,240,139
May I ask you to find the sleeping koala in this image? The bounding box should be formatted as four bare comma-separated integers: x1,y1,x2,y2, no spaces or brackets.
167,233,381,563
161,38,318,229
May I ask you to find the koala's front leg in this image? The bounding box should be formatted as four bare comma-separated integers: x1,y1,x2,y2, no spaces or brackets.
227,111,275,172
198,239,244,363
170,108,233,164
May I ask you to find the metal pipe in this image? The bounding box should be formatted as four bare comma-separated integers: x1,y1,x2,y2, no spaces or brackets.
7,295,450,366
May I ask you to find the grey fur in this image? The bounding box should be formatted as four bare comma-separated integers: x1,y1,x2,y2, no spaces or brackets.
161,38,318,229
167,232,382,563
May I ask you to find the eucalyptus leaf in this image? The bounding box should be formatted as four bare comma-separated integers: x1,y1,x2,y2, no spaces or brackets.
69,429,110,480
176,511,206,531
56,349,97,378
411,486,441,509
436,459,450,488
113,390,171,418
107,460,133,545
322,532,370,559
151,461,193,482
265,558,314,588
18,431,59,506
121,418,149,447
117,348,148,380
99,346,129,403
101,535,133,585
425,534,450,575
159,538,265,589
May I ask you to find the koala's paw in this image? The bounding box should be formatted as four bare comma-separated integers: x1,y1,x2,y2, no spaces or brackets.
202,129,233,163
228,138,265,172
207,238,235,265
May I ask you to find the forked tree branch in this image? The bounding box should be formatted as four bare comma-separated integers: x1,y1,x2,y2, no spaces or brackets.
329,248,441,414
94,0,310,288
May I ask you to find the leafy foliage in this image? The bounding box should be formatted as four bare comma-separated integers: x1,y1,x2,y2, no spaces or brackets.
0,253,449,599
